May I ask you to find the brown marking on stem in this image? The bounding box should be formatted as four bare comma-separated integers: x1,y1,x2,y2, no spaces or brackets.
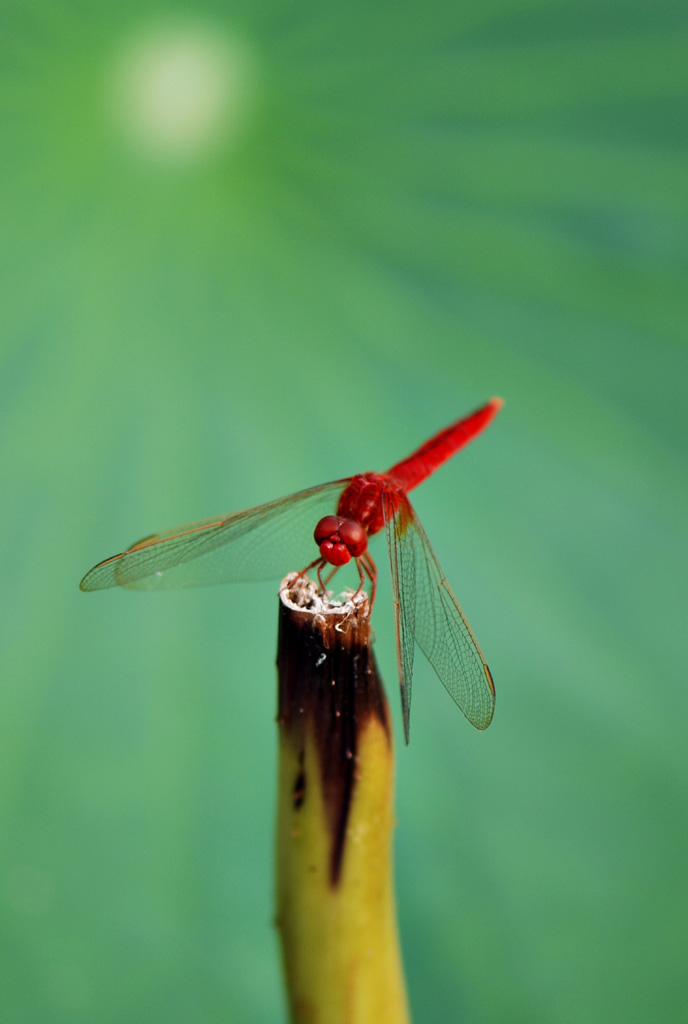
277,580,390,885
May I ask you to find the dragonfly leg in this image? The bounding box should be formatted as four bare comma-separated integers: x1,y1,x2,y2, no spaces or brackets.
364,552,377,607
352,552,377,607
350,557,366,602
320,564,339,589
317,561,333,594
290,556,324,591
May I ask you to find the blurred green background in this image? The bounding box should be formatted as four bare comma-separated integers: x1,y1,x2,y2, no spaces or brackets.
2,1,687,1021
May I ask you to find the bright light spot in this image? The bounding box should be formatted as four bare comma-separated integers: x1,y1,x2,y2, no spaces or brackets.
108,21,256,163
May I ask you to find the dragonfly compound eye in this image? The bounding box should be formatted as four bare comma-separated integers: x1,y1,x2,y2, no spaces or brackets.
314,516,367,564
314,516,342,545
337,520,367,557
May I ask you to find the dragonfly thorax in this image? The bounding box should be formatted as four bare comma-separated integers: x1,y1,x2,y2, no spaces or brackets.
313,516,367,566
337,472,403,536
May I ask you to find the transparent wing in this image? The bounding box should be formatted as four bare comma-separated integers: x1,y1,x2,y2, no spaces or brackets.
383,491,417,744
80,480,348,591
385,492,495,742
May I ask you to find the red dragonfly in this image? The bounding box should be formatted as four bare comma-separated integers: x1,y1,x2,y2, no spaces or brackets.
81,398,502,740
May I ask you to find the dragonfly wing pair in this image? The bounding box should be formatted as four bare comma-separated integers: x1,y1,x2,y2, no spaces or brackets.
384,490,495,743
80,481,348,591
80,476,495,742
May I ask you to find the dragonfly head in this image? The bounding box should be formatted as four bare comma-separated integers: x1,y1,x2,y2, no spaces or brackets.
314,516,367,566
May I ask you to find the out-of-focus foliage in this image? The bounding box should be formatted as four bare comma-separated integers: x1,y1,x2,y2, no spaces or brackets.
1,1,686,1022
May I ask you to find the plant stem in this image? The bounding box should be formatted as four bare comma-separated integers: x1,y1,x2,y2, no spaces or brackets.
275,574,410,1024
